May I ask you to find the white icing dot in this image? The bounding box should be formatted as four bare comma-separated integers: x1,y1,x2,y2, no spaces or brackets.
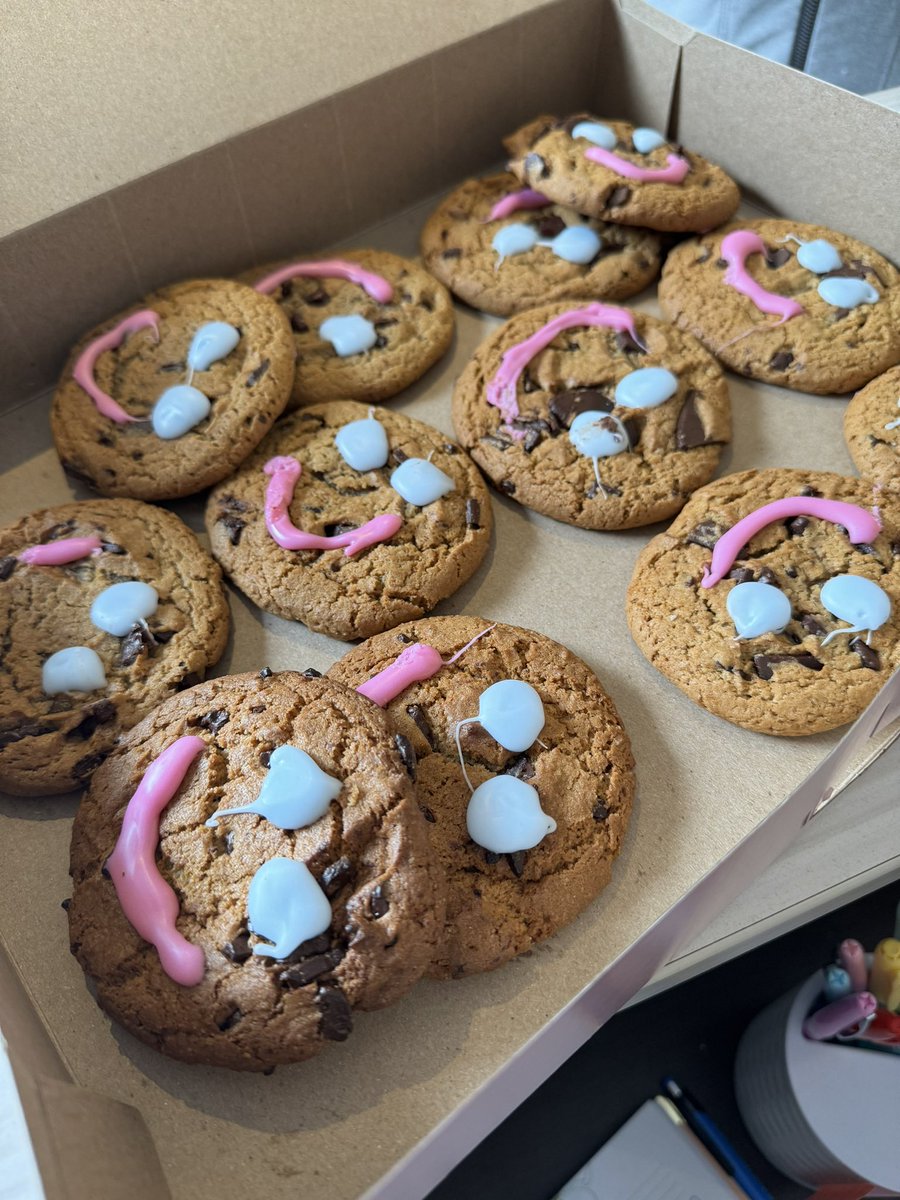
42,646,107,695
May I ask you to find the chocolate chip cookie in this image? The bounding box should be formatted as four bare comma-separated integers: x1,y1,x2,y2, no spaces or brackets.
206,401,492,641
627,469,900,736
51,279,295,501
505,114,740,233
420,172,661,316
328,616,635,978
659,219,900,395
67,670,444,1070
451,301,731,530
0,499,229,796
844,365,900,492
245,250,454,409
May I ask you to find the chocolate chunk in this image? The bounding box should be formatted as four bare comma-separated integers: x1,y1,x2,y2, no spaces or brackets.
522,370,538,393
175,672,201,692
159,361,184,373
607,186,631,208
851,639,881,670
765,246,792,268
302,667,323,678
800,485,822,498
406,703,435,747
0,720,55,749
245,359,270,387
715,258,728,269
523,152,550,179
892,541,900,558
324,522,356,537
0,557,16,580
222,831,234,854
259,750,271,767
99,540,126,555
217,513,245,545
695,248,711,264
504,754,535,781
506,851,526,877
219,494,249,513
786,566,798,578
222,932,252,963
675,390,711,450
483,849,501,865
321,856,353,897
60,898,71,911
290,315,309,333
317,985,352,1041
395,733,416,780
592,799,609,822
218,1009,244,1031
60,461,97,489
757,567,778,586
550,388,612,427
770,350,794,371
614,330,646,356
443,442,458,454
686,520,726,550
856,543,876,556
259,666,273,679
481,433,512,450
420,805,436,823
534,213,566,239
441,248,462,259
868,435,888,447
42,521,77,542
465,498,481,530
280,950,344,988
396,633,414,643
373,333,388,350
523,427,541,453
753,652,824,680
392,447,409,464
370,885,389,919
284,935,331,963
306,288,329,305
72,751,106,778
787,516,808,536
784,630,802,645
728,567,754,583
498,480,517,495
120,624,152,667
820,265,865,281
67,700,116,740
199,709,229,734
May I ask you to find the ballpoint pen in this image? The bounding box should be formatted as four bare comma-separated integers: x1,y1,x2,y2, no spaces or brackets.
802,991,877,1041
662,1077,773,1200
837,938,868,993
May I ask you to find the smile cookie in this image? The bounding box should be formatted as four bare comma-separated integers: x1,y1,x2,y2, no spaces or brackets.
246,250,454,409
50,279,295,501
626,468,899,736
844,365,900,492
504,114,740,233
67,670,444,1070
451,301,731,530
420,172,661,316
0,499,229,795
328,616,635,979
659,219,900,394
206,401,492,641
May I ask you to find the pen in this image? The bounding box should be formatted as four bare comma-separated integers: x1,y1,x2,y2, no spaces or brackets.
837,938,868,993
661,1077,773,1200
869,938,900,1011
802,991,877,1041
823,964,852,1002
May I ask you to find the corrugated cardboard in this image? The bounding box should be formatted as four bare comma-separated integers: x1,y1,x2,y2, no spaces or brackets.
1,2,898,1198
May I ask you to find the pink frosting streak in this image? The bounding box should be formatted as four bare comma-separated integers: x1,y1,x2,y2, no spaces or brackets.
356,643,445,707
19,536,102,565
264,456,402,556
487,188,551,221
106,735,206,987
253,259,394,303
487,303,645,428
720,230,805,323
702,497,883,588
584,147,689,184
72,310,160,423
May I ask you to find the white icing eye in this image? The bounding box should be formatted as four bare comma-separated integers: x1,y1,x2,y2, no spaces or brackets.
726,581,792,640
206,745,342,831
795,239,842,274
476,679,545,753
492,223,539,264
569,411,629,459
42,646,107,695
631,127,666,154
334,417,389,471
614,367,678,410
570,121,617,149
466,775,556,853
819,575,891,646
90,581,158,637
248,858,332,960
319,314,377,356
186,322,240,372
390,458,455,506
550,225,602,264
152,385,211,439
817,277,879,309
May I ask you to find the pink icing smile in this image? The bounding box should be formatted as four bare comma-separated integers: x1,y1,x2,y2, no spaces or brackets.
106,735,206,987
585,147,690,184
702,496,883,588
487,304,646,430
253,259,394,304
720,231,805,323
19,536,102,565
487,188,551,221
264,456,402,556
72,310,160,423
357,643,445,706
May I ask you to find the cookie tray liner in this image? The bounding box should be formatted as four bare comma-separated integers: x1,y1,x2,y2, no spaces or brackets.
1,3,899,1198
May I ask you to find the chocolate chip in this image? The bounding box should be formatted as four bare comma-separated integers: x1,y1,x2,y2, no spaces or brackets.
592,800,609,822
614,330,646,356
465,498,481,530
481,433,512,451
217,1009,244,1031
259,666,273,679
483,849,501,865
222,832,234,854
120,624,152,667
303,667,323,678
42,521,76,542
443,442,457,454
505,754,534,781
728,567,754,583
534,214,566,239
420,805,436,823
290,315,309,333
396,633,414,643
0,557,16,580
66,700,116,740
306,288,329,305
72,751,106,778
695,248,711,264
245,359,270,387
820,265,865,281
607,186,630,208
753,652,824,680
856,543,876,556
99,540,126,555
770,351,794,371
441,248,462,259
765,246,792,268
159,361,184,373
217,513,245,545
370,885,389,919
175,672,200,692
317,985,352,1041
507,851,526,877
800,485,822,498
674,390,711,450
152,629,174,644
199,709,229,734
758,567,778,586
395,733,416,779
498,480,516,495
373,333,388,350
259,750,271,767
222,932,252,963
833,308,849,321
788,516,808,536
285,935,331,963
550,388,612,427
851,639,881,670
868,435,888,447
60,898,71,911
686,520,726,550
321,856,353,897
522,369,538,393
280,949,344,988
219,494,249,513
715,258,727,269
786,566,798,578
101,862,111,879
523,427,541,452
524,152,550,179
392,447,409,464
406,703,435,747
324,522,356,537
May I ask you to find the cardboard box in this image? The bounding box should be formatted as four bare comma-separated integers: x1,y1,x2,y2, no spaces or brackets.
1,2,898,1198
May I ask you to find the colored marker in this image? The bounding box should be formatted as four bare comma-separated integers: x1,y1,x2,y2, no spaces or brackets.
661,1078,773,1200
837,938,868,993
802,991,877,1041
823,964,852,1002
869,938,900,1011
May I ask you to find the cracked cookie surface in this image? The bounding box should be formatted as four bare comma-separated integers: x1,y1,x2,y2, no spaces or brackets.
328,616,635,978
51,279,295,501
451,303,731,529
659,219,900,394
206,401,493,641
245,250,454,410
68,670,443,1071
505,114,739,233
626,469,900,735
0,499,228,796
844,364,900,492
420,172,661,316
